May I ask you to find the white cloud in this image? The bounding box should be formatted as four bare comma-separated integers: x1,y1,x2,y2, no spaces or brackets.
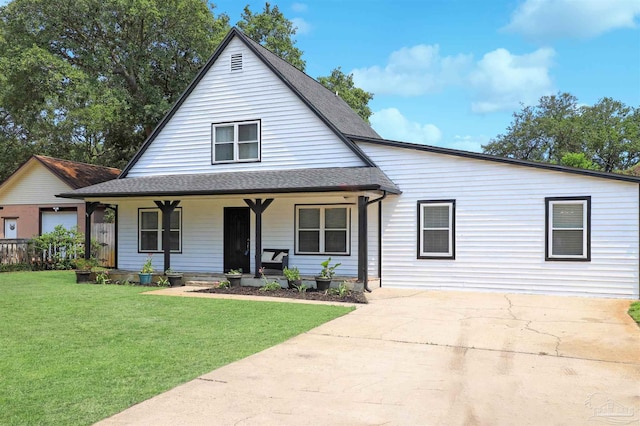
504,0,640,41
291,3,308,13
351,45,472,96
291,17,312,35
450,135,489,153
468,48,555,113
370,108,442,145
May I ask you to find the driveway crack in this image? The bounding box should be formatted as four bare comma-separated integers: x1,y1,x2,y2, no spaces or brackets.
524,321,561,356
504,294,517,320
308,332,638,365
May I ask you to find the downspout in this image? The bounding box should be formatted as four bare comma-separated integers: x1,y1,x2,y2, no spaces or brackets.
362,191,387,292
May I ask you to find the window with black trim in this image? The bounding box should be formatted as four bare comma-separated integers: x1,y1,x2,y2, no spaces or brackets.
418,200,455,259
212,120,260,163
139,208,182,252
296,205,350,255
546,197,590,261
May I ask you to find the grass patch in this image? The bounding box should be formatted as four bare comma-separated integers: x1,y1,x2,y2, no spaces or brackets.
629,301,640,325
0,271,353,425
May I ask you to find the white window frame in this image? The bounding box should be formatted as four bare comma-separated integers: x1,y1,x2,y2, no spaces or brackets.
211,120,260,164
418,200,455,259
295,205,350,255
546,197,590,261
138,208,182,253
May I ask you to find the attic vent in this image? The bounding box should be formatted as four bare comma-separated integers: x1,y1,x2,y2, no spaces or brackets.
230,53,243,71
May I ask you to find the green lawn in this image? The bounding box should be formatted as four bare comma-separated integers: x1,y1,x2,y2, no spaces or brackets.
629,301,640,324
0,271,353,425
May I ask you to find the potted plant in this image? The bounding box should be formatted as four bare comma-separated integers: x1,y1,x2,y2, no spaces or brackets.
283,266,302,289
139,255,154,285
224,268,242,287
315,257,341,291
164,268,184,287
75,257,97,283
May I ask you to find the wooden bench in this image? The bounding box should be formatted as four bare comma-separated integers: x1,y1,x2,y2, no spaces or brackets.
260,249,289,272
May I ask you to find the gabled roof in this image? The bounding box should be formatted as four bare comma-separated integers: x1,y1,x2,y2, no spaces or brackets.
120,27,378,177
33,156,121,189
58,167,400,199
350,135,640,184
0,155,120,193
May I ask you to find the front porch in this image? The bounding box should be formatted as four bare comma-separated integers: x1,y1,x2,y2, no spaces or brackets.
59,166,401,292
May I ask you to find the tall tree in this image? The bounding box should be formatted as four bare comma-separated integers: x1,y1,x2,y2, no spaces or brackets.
483,92,580,163
483,92,640,172
237,2,305,71
317,67,374,122
0,0,230,176
580,98,640,172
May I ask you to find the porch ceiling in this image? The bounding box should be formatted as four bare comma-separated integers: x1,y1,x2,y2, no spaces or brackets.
57,166,401,199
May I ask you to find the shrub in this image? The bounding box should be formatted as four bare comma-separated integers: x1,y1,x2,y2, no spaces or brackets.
32,225,99,270
0,263,32,273
260,281,282,292
95,271,110,285
327,282,349,297
217,280,231,289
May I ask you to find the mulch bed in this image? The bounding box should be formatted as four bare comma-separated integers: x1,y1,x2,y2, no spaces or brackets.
192,285,368,304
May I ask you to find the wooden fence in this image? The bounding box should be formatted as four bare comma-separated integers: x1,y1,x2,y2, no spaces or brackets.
0,239,35,265
0,239,78,268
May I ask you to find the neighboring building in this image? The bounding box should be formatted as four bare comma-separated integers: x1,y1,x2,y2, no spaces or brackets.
60,28,640,299
0,155,120,239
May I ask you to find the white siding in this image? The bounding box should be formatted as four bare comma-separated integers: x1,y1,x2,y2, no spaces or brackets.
127,38,365,177
115,194,362,277
0,161,75,205
358,142,640,299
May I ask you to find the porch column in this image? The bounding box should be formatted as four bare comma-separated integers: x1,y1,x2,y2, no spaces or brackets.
154,200,181,272
358,196,369,284
244,198,274,277
84,202,99,260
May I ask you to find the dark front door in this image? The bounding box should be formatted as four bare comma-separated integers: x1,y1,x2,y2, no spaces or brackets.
224,207,250,273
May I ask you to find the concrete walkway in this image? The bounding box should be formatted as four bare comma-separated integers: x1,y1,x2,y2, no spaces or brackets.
98,288,640,425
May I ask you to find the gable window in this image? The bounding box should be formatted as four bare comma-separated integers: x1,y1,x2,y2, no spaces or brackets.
296,205,350,255
418,200,455,259
139,208,182,253
212,120,260,163
546,197,590,261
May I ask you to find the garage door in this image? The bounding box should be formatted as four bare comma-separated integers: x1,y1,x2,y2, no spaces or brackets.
41,211,78,234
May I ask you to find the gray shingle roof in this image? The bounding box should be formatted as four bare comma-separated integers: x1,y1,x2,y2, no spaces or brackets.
58,167,400,199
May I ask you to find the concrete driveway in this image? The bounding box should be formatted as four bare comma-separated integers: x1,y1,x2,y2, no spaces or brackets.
99,288,640,425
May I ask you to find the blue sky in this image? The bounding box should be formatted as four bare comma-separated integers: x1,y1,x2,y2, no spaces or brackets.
214,0,640,152
1,0,638,153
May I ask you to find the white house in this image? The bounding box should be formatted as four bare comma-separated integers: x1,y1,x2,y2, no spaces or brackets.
60,28,640,299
